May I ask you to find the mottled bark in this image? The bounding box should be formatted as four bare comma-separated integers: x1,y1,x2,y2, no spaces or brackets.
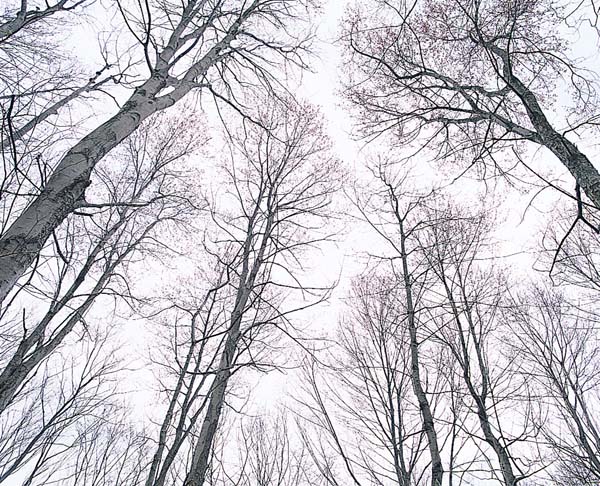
0,92,151,304
346,3,600,212
0,29,232,303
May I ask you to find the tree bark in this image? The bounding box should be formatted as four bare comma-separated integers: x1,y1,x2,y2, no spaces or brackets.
395,204,444,486
489,44,600,209
182,309,242,486
0,65,203,304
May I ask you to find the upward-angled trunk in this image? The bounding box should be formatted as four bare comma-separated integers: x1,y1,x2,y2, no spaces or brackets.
395,212,444,486
10,75,110,143
183,193,275,486
182,307,244,486
0,73,196,304
0,3,247,304
444,281,519,486
0,215,157,412
489,44,600,209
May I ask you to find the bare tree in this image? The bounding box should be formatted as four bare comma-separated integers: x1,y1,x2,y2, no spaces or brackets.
0,111,202,482
0,331,148,485
297,272,441,486
539,207,600,290
0,111,200,410
297,168,456,486
353,170,447,486
505,285,600,485
1,0,117,253
342,0,600,212
211,413,318,486
419,204,543,485
50,417,150,486
0,0,318,304
142,270,234,486
299,165,564,485
0,1,89,41
142,98,339,486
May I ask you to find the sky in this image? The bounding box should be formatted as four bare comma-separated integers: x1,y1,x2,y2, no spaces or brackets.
3,0,600,484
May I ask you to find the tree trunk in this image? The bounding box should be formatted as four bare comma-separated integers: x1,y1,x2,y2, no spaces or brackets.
0,77,176,304
398,218,444,486
183,308,243,486
490,44,600,209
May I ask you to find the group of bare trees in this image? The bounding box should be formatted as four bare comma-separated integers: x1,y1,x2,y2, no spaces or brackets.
138,99,338,486
302,0,599,483
1,0,600,485
296,166,600,486
1,0,336,484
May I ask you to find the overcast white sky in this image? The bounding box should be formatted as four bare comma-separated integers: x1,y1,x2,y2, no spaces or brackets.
49,0,589,413
5,1,600,483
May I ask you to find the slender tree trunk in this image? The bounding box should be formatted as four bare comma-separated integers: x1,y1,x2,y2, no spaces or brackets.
183,193,274,485
11,77,108,143
397,218,444,486
182,312,241,486
441,269,519,486
0,247,119,411
0,215,154,411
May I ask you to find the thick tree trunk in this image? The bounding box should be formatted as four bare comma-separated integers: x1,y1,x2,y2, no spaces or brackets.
490,44,600,208
0,11,242,303
0,77,176,304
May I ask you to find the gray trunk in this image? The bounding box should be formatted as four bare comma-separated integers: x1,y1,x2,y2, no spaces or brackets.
491,44,600,209
398,219,444,486
182,305,244,486
0,77,177,304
